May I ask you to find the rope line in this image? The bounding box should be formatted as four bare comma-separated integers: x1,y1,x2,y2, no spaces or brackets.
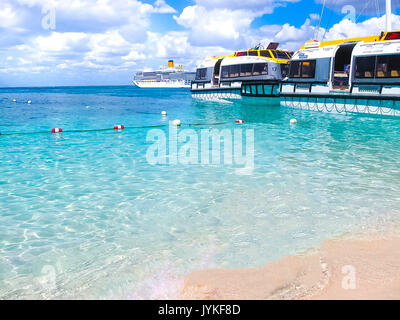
0,122,230,136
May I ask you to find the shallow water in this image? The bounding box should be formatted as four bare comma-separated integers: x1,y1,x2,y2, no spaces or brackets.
0,86,399,299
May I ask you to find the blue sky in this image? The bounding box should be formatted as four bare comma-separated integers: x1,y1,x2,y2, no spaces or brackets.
1,0,400,87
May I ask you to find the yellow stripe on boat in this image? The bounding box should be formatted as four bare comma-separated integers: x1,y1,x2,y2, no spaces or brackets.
301,30,400,49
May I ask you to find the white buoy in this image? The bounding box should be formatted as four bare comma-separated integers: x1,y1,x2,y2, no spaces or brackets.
290,118,297,124
85,105,91,109
161,110,167,115
12,99,16,102
172,119,181,126
27,100,32,104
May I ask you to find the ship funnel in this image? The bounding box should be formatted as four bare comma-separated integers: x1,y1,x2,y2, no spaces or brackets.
168,60,174,68
386,0,392,31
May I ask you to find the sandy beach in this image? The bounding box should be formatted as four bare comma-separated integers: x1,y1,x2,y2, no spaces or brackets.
180,233,400,300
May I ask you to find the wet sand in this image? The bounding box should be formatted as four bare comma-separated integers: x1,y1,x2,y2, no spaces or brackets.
180,234,400,299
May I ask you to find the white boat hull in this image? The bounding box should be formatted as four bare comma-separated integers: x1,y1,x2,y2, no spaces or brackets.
133,80,191,88
281,96,400,117
192,89,242,100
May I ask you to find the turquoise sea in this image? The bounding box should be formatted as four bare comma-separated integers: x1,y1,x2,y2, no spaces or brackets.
1,86,400,299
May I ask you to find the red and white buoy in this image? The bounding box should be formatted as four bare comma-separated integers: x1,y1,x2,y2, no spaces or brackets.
51,128,62,133
235,120,244,124
114,125,124,130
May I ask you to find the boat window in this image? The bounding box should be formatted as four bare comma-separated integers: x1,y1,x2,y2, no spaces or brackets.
286,51,294,58
221,66,230,78
248,50,258,56
259,50,272,58
289,60,316,78
384,32,400,41
240,64,253,77
143,72,157,77
252,63,268,76
221,63,268,78
195,68,207,80
355,56,376,78
278,51,290,60
280,64,290,78
301,60,316,78
271,50,290,60
289,61,301,78
375,55,400,78
229,65,240,77
236,51,248,56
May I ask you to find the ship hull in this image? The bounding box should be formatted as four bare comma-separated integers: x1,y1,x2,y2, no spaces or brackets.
133,80,191,88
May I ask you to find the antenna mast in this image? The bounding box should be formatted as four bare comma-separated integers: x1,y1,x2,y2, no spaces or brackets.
315,0,326,40
386,0,392,31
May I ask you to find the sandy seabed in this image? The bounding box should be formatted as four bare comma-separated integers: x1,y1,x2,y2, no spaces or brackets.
180,233,400,300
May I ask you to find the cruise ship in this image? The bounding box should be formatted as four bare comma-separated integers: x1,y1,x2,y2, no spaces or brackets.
191,43,292,99
133,60,196,88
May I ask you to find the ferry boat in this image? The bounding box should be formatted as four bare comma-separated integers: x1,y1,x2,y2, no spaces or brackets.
191,43,293,100
133,60,196,88
279,0,400,116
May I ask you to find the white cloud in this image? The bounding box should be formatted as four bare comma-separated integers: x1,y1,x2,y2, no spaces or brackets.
153,0,176,13
122,50,146,61
1,0,176,38
0,4,19,28
173,0,302,48
0,0,181,85
323,14,400,40
195,0,299,12
146,31,191,58
34,32,88,52
174,6,254,47
276,19,314,42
